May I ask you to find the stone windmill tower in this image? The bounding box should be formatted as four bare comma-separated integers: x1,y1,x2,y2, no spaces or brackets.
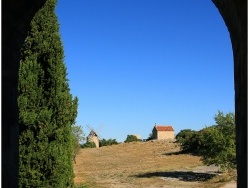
86,125,101,148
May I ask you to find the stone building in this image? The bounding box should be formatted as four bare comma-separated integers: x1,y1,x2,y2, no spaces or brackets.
87,130,99,148
152,124,175,140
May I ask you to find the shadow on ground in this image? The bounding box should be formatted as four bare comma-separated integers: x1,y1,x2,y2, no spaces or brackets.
133,171,217,182
163,150,200,156
163,151,186,156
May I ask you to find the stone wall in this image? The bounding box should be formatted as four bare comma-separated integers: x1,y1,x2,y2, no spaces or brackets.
157,131,175,140
152,128,175,140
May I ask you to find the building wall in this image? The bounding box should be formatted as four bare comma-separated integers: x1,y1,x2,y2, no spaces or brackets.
157,131,175,140
152,127,175,140
87,136,99,148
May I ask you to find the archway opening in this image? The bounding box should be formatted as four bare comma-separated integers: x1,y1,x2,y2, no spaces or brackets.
56,1,234,142
2,0,247,187
56,1,236,187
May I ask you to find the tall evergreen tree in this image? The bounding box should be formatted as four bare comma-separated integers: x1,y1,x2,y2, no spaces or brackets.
18,0,78,187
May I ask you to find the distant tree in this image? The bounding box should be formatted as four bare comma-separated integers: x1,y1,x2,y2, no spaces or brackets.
146,133,153,141
176,129,194,143
18,0,78,187
177,111,236,171
99,138,118,147
82,142,96,148
175,129,203,153
199,111,236,170
124,135,140,143
72,125,85,163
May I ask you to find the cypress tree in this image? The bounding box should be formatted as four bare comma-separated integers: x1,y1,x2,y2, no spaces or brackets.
18,0,78,187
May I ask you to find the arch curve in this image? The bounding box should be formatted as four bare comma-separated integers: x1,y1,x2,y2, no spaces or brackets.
2,0,247,187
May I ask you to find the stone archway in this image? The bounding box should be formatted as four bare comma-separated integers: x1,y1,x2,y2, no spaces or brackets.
212,1,247,188
2,0,247,187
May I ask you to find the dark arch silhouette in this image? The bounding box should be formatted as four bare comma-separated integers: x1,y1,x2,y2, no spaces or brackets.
2,0,247,187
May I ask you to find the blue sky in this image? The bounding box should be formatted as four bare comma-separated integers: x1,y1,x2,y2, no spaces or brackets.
56,1,234,142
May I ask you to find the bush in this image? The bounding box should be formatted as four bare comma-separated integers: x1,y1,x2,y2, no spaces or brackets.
175,129,204,154
199,112,236,170
176,111,236,171
99,138,118,147
72,125,85,161
146,133,153,141
124,135,141,143
82,142,96,148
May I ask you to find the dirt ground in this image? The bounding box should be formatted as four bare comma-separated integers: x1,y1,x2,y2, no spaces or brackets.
74,141,236,188
220,181,236,188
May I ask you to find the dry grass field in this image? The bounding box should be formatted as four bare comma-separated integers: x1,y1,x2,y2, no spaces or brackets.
74,141,236,188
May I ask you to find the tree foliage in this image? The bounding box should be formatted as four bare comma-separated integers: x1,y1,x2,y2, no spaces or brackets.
124,135,141,143
146,133,153,141
175,129,203,154
176,111,236,170
99,138,118,147
72,125,85,163
82,142,96,148
199,111,236,170
18,0,78,187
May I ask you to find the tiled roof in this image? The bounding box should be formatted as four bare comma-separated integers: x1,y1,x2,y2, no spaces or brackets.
155,125,174,131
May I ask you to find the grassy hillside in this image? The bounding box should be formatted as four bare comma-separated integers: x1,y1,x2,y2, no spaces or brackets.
74,141,236,188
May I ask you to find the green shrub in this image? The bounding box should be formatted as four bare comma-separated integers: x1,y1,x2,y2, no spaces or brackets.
124,135,141,143
82,142,96,148
199,112,236,170
146,133,153,141
176,111,236,171
175,129,201,153
99,138,118,147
